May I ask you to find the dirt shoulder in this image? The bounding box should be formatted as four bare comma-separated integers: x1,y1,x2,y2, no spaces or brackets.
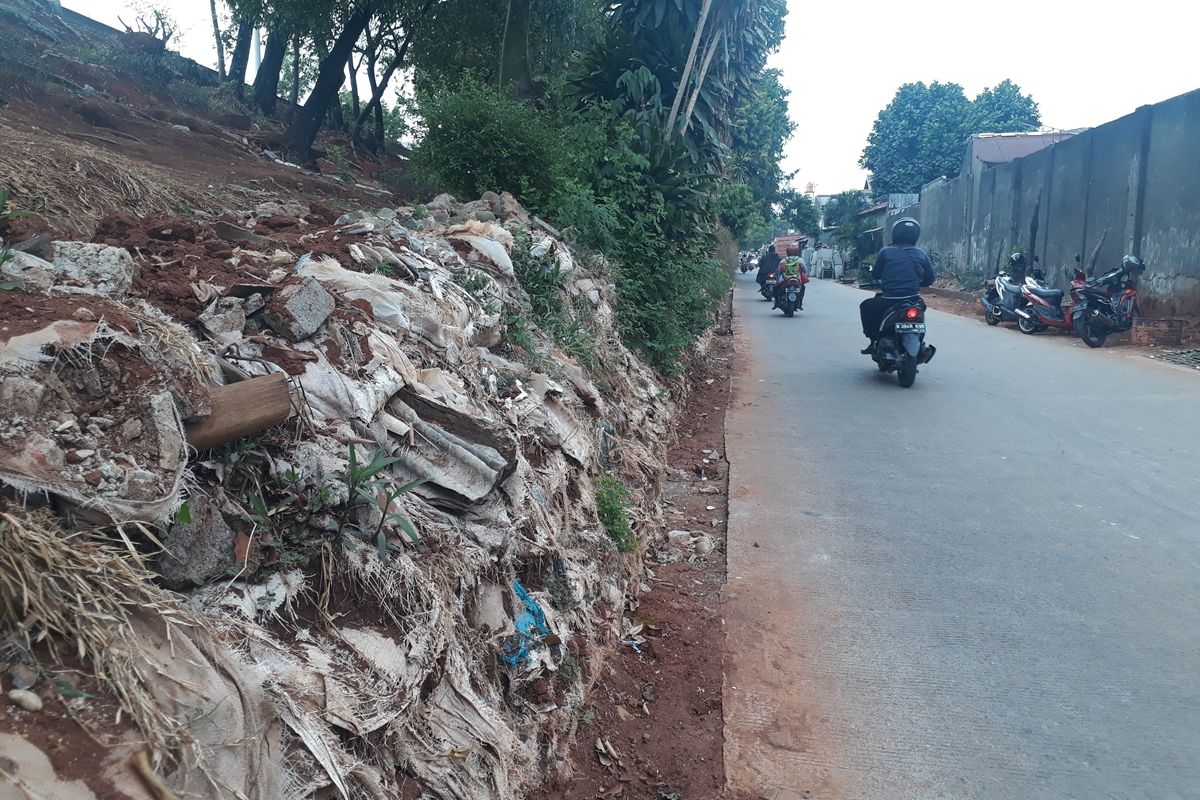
535,294,737,800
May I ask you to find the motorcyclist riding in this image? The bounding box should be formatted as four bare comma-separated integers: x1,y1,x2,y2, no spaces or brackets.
756,245,780,291
859,218,936,353
774,244,809,310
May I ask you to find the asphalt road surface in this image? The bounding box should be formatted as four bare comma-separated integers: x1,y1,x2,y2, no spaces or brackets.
723,276,1200,800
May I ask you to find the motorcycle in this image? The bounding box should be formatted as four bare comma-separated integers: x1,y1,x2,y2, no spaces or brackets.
980,268,1030,325
1016,267,1088,334
774,276,804,317
760,272,779,301
866,299,936,388
1071,258,1144,348
739,254,752,273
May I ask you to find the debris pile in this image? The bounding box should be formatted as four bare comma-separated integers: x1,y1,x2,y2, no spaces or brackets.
0,191,673,798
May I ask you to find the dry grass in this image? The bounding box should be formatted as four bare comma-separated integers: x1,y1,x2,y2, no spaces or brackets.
0,128,219,234
0,507,201,765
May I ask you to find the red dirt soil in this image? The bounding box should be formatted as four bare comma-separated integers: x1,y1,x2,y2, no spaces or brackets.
535,294,737,800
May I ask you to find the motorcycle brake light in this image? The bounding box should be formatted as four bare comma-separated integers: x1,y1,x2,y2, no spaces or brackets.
904,307,921,320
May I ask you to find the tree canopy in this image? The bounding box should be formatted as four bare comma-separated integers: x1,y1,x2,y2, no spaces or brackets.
860,79,1041,194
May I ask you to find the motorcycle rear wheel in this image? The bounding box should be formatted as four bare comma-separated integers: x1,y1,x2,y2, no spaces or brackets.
898,360,917,387
985,310,1000,326
1017,315,1043,334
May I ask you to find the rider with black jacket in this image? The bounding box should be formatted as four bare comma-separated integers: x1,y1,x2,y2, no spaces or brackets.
860,218,935,351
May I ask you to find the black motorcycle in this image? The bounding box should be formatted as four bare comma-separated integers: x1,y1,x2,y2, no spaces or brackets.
1072,257,1145,348
866,299,936,388
760,271,779,301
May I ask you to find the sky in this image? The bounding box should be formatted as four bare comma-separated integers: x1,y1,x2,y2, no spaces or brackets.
65,0,1200,197
771,0,1200,195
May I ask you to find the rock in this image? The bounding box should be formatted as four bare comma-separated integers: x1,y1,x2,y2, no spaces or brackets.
1,250,56,290
157,494,235,588
262,277,335,342
198,296,247,346
7,690,42,712
243,292,266,315
50,242,135,296
23,433,65,471
124,469,159,500
11,232,54,259
65,448,95,463
0,377,46,415
149,392,185,471
499,192,530,223
119,417,144,440
426,193,459,212
666,530,694,549
474,210,496,222
72,307,97,322
694,534,716,556
171,124,191,133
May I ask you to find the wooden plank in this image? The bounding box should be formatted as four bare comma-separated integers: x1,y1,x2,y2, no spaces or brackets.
184,372,291,451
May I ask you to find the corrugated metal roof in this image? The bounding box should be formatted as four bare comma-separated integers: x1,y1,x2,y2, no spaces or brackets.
970,131,1080,165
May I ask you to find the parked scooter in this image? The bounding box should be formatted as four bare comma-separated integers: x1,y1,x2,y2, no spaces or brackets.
865,300,936,388
1072,255,1145,347
980,253,1032,325
1016,266,1088,334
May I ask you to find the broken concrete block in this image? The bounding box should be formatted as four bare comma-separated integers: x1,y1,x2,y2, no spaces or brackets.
149,392,185,471
197,297,247,346
157,494,235,588
262,277,335,342
666,530,694,548
694,533,716,556
0,376,46,415
50,242,135,296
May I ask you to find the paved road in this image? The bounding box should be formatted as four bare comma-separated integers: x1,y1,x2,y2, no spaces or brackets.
723,277,1200,800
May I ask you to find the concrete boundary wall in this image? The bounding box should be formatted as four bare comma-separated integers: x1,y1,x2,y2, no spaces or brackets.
892,88,1200,316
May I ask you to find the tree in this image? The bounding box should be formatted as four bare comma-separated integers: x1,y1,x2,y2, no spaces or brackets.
860,79,1042,194
780,190,819,235
285,1,375,161
821,189,867,229
729,68,794,212
972,79,1040,133
717,183,763,242
499,0,535,98
209,0,227,79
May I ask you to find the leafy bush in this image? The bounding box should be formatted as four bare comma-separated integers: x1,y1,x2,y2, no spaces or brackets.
593,475,634,553
414,80,564,207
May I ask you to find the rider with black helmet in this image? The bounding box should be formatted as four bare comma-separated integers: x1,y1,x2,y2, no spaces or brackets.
859,217,936,352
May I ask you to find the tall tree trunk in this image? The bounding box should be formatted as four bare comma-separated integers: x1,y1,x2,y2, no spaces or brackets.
352,0,431,143
347,54,361,121
286,3,374,163
227,21,254,96
209,0,226,79
253,29,289,116
289,35,301,107
499,0,534,98
666,0,713,136
682,28,722,132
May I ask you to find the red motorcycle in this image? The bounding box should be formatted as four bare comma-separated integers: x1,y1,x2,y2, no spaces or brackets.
1016,267,1088,334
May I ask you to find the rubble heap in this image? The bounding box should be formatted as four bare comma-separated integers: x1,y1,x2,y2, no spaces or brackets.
0,191,672,799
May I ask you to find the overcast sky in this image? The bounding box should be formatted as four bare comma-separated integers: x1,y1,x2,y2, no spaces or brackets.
66,0,1200,197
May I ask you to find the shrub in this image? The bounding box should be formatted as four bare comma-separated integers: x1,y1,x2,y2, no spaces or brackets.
594,475,634,554
414,80,564,207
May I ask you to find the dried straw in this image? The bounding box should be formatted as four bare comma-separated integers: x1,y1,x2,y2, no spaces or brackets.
0,128,220,235
0,507,201,764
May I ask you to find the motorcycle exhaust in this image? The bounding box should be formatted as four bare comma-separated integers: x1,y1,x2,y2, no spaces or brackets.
1090,311,1120,331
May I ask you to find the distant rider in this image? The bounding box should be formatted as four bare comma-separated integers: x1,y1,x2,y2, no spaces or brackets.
859,218,935,352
